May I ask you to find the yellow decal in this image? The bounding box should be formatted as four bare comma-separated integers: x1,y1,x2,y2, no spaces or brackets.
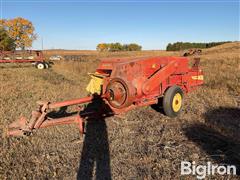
192,75,204,80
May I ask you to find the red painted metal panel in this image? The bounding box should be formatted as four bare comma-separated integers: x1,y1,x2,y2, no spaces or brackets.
0,50,44,64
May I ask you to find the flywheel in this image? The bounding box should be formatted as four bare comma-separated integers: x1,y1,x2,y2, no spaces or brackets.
106,78,130,109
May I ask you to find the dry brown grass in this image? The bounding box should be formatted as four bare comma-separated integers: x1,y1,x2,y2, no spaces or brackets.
44,49,179,58
0,42,239,179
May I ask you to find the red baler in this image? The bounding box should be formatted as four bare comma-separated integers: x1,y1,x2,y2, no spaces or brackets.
6,56,203,137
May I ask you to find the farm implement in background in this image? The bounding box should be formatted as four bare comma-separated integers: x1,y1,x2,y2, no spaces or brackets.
0,50,50,69
6,56,203,137
183,49,202,57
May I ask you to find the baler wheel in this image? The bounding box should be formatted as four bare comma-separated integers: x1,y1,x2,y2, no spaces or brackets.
163,86,183,117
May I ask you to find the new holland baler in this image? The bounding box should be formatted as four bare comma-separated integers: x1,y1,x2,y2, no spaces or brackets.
6,56,203,137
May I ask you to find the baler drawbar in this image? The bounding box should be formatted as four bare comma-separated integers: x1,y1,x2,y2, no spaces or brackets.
6,56,203,137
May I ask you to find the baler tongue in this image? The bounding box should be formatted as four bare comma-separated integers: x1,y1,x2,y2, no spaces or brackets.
6,96,96,137
7,116,29,136
7,106,47,136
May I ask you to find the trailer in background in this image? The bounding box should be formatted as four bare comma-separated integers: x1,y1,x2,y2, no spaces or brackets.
0,50,50,69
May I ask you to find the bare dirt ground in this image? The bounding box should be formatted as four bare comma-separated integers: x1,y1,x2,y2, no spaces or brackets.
0,42,239,179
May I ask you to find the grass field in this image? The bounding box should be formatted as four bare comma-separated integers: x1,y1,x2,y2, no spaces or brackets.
0,42,239,179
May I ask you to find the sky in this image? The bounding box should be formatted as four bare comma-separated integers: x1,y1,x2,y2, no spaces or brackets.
1,0,239,50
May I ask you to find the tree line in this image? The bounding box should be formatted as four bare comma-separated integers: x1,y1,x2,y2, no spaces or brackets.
97,43,142,52
0,17,36,51
166,41,231,51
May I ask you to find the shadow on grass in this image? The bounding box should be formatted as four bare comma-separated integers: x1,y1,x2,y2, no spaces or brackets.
204,107,240,140
47,106,78,119
183,107,240,175
77,96,113,180
42,94,112,179
151,97,164,114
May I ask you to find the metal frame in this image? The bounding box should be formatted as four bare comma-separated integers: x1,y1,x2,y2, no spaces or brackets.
0,50,45,64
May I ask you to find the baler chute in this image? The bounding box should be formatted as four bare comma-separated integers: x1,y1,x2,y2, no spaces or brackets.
6,56,203,137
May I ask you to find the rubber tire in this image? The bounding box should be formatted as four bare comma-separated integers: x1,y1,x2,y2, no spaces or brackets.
36,62,45,69
163,86,183,118
44,62,49,69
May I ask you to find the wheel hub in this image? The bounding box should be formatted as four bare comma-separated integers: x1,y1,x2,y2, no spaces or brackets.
172,93,182,112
